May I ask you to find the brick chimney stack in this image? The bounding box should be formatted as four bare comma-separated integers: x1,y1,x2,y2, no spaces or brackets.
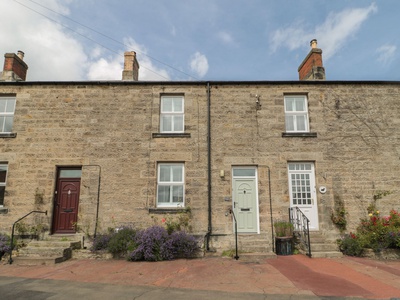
298,39,325,80
122,51,139,81
1,51,28,81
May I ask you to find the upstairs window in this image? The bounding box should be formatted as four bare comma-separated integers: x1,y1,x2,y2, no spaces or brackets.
160,96,184,133
0,97,16,133
157,163,184,207
284,95,309,133
0,164,8,207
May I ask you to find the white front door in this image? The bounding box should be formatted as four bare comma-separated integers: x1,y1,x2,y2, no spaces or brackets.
288,163,319,230
232,167,259,233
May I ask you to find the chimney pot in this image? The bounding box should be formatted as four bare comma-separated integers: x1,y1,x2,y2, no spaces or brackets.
310,39,318,49
17,50,25,60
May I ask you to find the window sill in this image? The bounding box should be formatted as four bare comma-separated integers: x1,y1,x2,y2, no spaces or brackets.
0,207,9,214
149,208,187,214
0,132,17,138
152,133,191,138
282,132,317,138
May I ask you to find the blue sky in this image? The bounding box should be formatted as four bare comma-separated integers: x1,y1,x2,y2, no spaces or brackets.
1,0,399,81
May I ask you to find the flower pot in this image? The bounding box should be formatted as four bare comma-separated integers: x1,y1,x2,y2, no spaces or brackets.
275,237,293,255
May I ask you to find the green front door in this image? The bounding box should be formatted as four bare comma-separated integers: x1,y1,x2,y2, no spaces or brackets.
232,167,259,233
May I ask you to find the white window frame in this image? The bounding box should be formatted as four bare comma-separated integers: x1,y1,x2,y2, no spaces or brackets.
160,96,184,133
288,162,314,206
284,95,309,133
0,96,16,133
157,163,185,207
0,164,8,207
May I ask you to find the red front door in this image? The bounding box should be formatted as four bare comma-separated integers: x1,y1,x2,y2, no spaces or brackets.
52,168,81,234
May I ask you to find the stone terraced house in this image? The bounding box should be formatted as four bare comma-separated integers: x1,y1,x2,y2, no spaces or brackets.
0,40,399,258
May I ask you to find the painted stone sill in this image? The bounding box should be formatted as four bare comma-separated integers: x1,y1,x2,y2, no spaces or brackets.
148,208,187,214
362,248,400,260
0,132,17,138
282,132,317,138
0,207,9,214
152,133,191,138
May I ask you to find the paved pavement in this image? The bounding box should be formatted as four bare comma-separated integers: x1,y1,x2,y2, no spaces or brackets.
0,255,400,299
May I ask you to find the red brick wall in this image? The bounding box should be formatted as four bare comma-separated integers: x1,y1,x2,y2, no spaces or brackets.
3,53,28,81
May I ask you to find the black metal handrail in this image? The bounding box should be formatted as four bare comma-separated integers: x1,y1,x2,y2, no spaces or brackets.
289,207,311,257
8,210,47,264
229,208,239,260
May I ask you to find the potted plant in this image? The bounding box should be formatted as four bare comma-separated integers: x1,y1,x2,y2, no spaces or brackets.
274,220,294,255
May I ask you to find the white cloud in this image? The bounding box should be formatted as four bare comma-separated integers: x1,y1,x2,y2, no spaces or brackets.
1,0,170,81
189,52,209,78
270,3,378,60
217,31,234,45
0,0,87,81
88,37,170,81
376,44,396,64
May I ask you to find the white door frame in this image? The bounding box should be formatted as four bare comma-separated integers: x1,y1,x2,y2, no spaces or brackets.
288,162,319,230
232,166,260,234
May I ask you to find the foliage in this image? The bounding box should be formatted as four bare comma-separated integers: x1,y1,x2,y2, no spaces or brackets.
106,227,137,257
160,208,192,234
128,226,172,261
91,234,113,252
15,222,30,235
338,209,400,255
91,224,199,261
15,221,48,236
367,190,392,214
169,230,199,258
331,196,347,232
274,220,293,237
0,233,11,253
338,233,364,256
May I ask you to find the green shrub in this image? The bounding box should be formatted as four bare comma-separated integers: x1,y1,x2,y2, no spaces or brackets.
338,209,400,256
107,227,137,258
338,233,363,256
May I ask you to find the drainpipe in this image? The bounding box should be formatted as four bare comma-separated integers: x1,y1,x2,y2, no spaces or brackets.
267,166,274,252
206,82,212,250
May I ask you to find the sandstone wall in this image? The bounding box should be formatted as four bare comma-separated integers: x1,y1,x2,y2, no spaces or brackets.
0,82,399,250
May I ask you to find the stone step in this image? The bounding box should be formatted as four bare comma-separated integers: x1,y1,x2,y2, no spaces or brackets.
72,249,113,260
18,247,72,258
238,252,277,262
311,251,343,258
12,236,82,266
310,243,339,252
11,256,68,266
28,240,81,249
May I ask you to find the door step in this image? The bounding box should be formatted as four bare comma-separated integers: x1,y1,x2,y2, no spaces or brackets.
11,235,82,265
238,252,277,262
307,232,343,258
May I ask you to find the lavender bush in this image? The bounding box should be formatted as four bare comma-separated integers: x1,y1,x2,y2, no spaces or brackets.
91,234,113,251
169,230,199,258
91,225,200,262
0,233,11,254
128,226,200,262
129,226,172,261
